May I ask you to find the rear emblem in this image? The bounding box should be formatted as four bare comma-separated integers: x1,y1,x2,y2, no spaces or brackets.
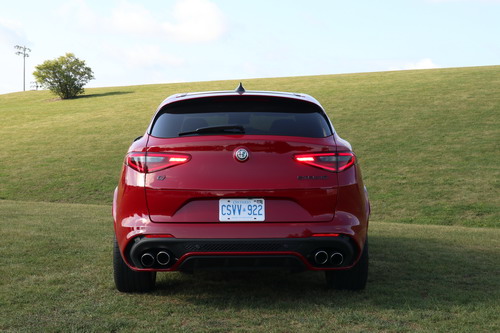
234,148,249,162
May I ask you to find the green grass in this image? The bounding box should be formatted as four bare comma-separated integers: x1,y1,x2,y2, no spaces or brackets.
1,66,498,227
1,199,498,332
1,67,499,331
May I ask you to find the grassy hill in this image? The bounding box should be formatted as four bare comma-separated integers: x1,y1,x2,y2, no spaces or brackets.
1,66,498,227
1,199,498,332
1,66,499,332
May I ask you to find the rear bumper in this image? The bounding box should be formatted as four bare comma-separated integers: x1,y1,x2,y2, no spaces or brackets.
113,180,370,272
124,235,359,272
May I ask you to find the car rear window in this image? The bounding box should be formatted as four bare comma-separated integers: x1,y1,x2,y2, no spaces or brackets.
149,96,333,138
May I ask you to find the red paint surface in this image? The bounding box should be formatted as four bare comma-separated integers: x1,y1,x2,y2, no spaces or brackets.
113,91,370,271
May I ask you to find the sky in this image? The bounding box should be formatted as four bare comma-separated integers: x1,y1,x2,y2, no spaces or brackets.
0,0,499,94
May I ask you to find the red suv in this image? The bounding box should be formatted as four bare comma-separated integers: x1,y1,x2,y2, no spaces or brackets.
113,84,370,292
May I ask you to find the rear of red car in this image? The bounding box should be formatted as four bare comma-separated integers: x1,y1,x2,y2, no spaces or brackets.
113,87,370,292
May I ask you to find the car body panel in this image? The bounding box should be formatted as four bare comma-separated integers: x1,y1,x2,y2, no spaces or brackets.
144,135,339,223
113,88,369,277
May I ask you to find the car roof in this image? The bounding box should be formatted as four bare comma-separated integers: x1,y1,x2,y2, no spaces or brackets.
156,88,323,111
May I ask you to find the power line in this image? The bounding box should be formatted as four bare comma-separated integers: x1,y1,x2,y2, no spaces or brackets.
14,45,31,92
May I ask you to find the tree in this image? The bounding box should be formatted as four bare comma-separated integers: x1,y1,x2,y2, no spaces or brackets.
33,53,95,99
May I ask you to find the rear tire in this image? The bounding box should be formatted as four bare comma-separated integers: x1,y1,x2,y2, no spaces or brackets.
113,237,156,292
325,239,368,290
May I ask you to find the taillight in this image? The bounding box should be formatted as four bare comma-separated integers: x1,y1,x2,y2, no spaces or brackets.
144,234,175,238
312,233,340,237
294,152,355,172
126,152,191,173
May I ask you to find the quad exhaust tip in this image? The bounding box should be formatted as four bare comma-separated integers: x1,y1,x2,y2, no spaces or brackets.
156,251,171,266
140,253,155,267
330,252,344,266
314,250,329,265
313,250,344,266
140,251,172,267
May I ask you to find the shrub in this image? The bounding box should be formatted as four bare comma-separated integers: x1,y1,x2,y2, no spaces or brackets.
33,53,95,99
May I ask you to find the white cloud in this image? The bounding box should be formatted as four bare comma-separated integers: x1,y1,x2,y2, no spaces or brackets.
0,18,27,45
110,2,158,35
162,0,227,42
390,58,440,71
110,0,227,42
56,0,227,43
57,0,99,31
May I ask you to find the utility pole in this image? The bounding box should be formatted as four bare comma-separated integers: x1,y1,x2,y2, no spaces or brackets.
14,45,31,91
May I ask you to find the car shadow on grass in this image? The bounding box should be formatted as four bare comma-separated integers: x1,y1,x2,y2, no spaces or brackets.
152,233,499,310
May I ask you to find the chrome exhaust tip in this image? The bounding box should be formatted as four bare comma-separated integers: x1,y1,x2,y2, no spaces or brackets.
330,252,344,266
140,253,155,267
156,251,171,266
314,250,329,265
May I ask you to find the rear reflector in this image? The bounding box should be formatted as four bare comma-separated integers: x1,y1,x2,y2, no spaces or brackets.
144,234,175,238
126,152,191,173
312,233,340,237
294,152,355,172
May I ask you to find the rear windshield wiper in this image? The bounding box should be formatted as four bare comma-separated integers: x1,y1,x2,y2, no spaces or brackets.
178,125,245,136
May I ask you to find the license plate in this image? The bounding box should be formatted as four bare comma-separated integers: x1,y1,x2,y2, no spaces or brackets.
219,198,265,222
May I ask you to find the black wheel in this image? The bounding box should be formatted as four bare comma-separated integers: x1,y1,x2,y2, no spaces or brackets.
325,239,368,290
113,237,156,292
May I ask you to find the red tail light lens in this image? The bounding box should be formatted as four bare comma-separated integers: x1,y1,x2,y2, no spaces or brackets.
126,152,191,173
294,152,356,172
312,233,340,237
144,234,175,238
